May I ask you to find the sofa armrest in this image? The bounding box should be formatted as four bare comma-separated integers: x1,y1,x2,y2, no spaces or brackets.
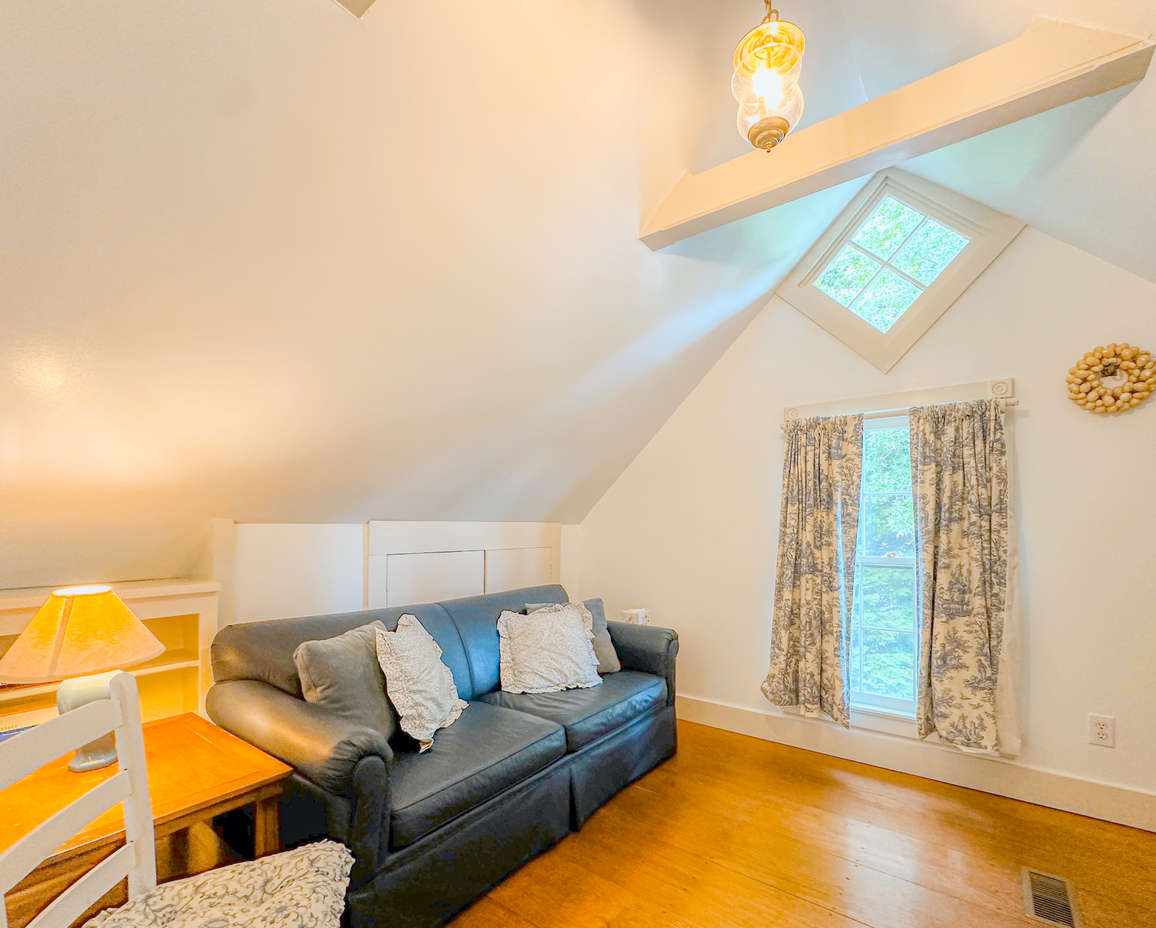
607,622,678,706
206,679,393,796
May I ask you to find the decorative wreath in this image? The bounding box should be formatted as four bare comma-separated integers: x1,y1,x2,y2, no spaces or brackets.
1067,343,1155,415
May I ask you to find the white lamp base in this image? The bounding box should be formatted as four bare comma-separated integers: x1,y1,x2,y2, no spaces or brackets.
57,671,121,772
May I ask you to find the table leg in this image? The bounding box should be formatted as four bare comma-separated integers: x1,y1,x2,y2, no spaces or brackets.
254,795,282,857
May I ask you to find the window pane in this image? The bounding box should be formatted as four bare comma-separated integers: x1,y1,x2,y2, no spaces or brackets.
851,196,925,260
815,245,881,307
863,495,916,557
861,628,916,700
849,269,922,333
891,219,970,286
861,427,916,557
853,423,919,712
862,427,911,493
859,565,916,631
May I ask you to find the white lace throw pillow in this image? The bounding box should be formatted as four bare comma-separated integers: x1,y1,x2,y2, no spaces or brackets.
497,605,601,695
375,615,467,752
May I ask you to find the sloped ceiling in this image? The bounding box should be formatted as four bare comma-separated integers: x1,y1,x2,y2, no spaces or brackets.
1,0,1152,587
0,0,865,586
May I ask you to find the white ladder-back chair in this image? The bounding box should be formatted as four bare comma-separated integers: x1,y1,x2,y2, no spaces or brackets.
0,672,352,928
0,673,155,928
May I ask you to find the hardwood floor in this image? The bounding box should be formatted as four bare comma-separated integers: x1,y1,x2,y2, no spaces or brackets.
449,720,1156,928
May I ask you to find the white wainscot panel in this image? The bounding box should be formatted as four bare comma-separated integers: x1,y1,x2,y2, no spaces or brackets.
385,551,485,607
485,547,552,594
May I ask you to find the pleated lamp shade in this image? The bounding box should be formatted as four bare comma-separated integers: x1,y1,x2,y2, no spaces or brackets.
0,585,165,684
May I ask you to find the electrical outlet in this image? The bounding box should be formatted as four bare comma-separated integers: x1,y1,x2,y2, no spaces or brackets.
1088,714,1116,748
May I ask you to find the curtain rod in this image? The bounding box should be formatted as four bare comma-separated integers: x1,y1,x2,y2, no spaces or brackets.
781,398,1018,430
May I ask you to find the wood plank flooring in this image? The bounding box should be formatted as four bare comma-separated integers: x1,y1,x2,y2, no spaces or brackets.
449,720,1156,928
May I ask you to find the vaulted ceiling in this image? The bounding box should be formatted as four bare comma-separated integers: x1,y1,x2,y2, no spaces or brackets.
2,0,1153,586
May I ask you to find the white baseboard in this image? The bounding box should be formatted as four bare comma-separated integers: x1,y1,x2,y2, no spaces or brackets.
676,694,1156,833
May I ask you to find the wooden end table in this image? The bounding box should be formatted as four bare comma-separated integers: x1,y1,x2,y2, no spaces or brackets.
1,712,292,928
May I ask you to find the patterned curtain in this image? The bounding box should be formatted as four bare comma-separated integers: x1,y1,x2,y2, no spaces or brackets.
909,400,1009,753
762,415,863,727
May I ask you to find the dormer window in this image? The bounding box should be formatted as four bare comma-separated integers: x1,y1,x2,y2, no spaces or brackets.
778,169,1023,372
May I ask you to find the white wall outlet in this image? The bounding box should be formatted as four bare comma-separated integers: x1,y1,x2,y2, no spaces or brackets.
1088,714,1116,747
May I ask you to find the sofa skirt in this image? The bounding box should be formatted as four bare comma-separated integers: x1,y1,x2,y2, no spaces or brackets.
568,704,677,829
347,761,571,928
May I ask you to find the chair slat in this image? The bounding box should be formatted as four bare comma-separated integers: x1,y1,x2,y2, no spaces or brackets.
0,772,131,896
25,843,133,928
6,673,157,925
109,672,156,897
0,699,123,790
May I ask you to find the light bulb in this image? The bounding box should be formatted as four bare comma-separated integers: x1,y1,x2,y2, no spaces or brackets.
751,67,785,109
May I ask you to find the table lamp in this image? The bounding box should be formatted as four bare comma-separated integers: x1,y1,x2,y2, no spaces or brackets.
0,584,165,771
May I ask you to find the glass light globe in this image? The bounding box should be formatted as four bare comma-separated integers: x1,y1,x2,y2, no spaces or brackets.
736,77,804,150
732,4,806,151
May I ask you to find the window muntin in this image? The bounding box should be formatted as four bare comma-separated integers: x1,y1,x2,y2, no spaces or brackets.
814,195,970,335
850,416,919,716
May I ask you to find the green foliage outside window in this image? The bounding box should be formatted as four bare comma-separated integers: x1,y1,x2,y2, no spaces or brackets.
851,426,919,703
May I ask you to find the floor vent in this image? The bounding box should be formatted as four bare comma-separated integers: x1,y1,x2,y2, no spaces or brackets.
1023,869,1080,927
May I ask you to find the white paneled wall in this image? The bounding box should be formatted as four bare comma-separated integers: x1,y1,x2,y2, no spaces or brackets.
365,521,561,608
384,550,486,607
215,521,566,626
231,524,365,624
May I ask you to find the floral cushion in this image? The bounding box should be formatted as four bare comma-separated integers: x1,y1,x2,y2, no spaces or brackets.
375,616,468,752
83,841,352,928
497,606,601,695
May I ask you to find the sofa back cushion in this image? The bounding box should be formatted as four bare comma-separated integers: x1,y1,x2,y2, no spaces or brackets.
426,585,569,699
212,603,469,699
211,585,569,701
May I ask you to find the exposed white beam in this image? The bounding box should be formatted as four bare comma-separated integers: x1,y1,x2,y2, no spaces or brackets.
333,0,376,18
641,20,1154,251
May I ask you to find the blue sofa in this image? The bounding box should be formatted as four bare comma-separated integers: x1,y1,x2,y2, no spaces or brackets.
205,585,678,928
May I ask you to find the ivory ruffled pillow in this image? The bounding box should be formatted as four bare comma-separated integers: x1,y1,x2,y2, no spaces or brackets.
497,605,601,695
374,615,467,752
525,599,621,675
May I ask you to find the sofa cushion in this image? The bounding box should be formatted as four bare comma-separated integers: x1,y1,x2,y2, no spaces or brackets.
479,670,666,753
437,585,568,699
211,604,471,702
388,701,566,848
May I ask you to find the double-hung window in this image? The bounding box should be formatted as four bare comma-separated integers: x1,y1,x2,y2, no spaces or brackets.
849,416,918,718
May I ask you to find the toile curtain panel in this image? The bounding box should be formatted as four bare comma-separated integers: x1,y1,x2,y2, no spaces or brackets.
909,399,1010,753
762,415,863,727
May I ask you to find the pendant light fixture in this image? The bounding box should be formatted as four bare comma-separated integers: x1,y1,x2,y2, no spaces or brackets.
732,1,805,151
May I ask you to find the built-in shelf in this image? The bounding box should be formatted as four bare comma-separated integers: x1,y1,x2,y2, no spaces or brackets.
0,579,220,721
0,649,200,704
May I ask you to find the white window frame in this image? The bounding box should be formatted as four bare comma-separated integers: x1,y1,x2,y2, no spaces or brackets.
777,169,1024,374
782,379,1016,736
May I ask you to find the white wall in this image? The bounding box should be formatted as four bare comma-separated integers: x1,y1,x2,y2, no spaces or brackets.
577,227,1156,829
220,520,565,627
232,523,365,624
